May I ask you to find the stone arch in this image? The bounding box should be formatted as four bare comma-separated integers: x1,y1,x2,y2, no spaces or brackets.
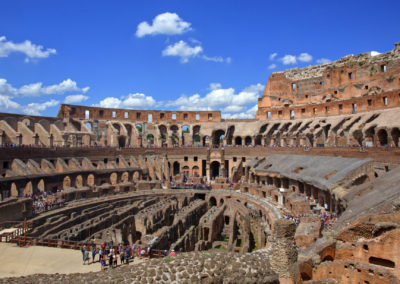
235,136,242,146
110,172,118,184
87,174,95,186
71,120,81,131
182,166,189,176
203,136,209,147
118,136,126,148
37,179,45,193
173,161,180,176
210,161,220,179
245,136,252,146
377,129,388,146
209,196,217,206
10,183,18,197
255,135,262,146
63,176,71,190
226,126,235,145
391,127,400,147
159,125,167,145
84,121,93,131
133,171,140,182
352,130,363,146
121,171,129,182
147,134,154,146
135,124,142,134
212,129,225,147
192,166,199,177
24,181,33,196
75,175,84,188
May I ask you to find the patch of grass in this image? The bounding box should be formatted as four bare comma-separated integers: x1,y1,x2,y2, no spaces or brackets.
164,256,173,263
216,245,226,250
201,252,210,257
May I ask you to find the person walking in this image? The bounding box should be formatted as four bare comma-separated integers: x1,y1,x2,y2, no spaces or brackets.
91,246,96,263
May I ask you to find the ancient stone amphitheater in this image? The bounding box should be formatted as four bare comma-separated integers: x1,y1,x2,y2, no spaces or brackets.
1,42,400,283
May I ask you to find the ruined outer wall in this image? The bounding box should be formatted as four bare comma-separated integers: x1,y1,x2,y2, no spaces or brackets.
58,104,222,123
257,41,400,120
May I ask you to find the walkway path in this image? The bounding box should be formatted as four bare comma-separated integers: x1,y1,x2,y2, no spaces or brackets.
0,243,143,278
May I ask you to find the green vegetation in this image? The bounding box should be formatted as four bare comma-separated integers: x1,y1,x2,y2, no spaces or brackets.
194,135,201,142
136,125,142,132
223,235,229,242
216,245,226,250
359,61,365,66
164,256,173,263
236,239,243,247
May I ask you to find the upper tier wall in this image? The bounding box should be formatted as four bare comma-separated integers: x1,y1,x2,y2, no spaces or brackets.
257,41,400,120
57,104,222,123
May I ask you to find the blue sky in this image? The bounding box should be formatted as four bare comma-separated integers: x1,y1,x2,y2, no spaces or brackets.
1,0,399,118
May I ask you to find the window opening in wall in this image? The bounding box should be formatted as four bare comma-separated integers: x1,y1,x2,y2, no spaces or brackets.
348,72,353,80
104,158,108,163
242,157,246,162
99,110,104,117
233,157,237,162
292,83,296,90
184,156,188,161
195,113,200,120
85,110,90,119
290,110,295,119
278,110,282,115
305,95,309,99
325,106,329,113
148,113,153,122
383,97,388,105
3,161,9,169
112,111,116,118
334,90,338,94
352,103,357,113
136,112,141,119
320,81,324,85
172,113,177,120
339,104,343,110
365,85,369,90
278,97,282,101
124,112,128,118
194,156,198,161
267,111,271,118
381,64,387,72
313,108,317,114
368,99,372,106
301,108,305,113
183,113,188,119
160,113,165,119
208,113,212,120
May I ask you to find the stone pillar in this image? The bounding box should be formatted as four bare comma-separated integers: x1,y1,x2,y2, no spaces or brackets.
269,219,299,283
77,135,82,147
261,136,266,146
16,134,22,146
0,131,4,145
49,135,53,147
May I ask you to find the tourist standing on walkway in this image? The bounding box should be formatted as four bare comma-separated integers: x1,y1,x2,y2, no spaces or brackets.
91,247,96,263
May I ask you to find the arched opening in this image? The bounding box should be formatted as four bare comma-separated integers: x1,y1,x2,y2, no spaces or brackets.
255,135,262,146
135,124,142,134
173,161,180,176
87,174,95,186
113,123,121,135
192,166,199,177
352,130,363,146
220,198,224,205
24,182,33,196
110,172,118,184
147,134,154,146
352,175,370,186
85,122,92,131
118,136,126,148
391,128,400,147
245,136,252,146
159,125,167,146
121,172,129,182
75,175,83,188
377,129,388,146
226,126,235,145
212,129,225,147
10,183,18,197
210,161,220,179
63,176,71,190
235,136,242,146
209,197,217,207
203,136,209,147
170,125,179,146
182,166,189,177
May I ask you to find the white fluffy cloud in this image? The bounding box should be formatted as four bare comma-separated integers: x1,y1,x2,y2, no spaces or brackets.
162,40,203,63
316,58,331,64
0,78,89,97
0,36,56,62
370,51,381,57
166,83,263,116
297,53,312,62
162,40,230,63
268,63,277,70
64,94,89,104
0,94,59,116
136,12,192,38
97,93,157,109
23,99,59,115
269,52,278,61
281,54,297,65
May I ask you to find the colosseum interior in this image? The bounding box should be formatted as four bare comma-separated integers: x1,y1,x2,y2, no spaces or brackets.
1,42,400,283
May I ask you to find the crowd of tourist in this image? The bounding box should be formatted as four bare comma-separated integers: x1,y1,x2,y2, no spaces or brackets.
80,242,176,269
30,192,64,214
